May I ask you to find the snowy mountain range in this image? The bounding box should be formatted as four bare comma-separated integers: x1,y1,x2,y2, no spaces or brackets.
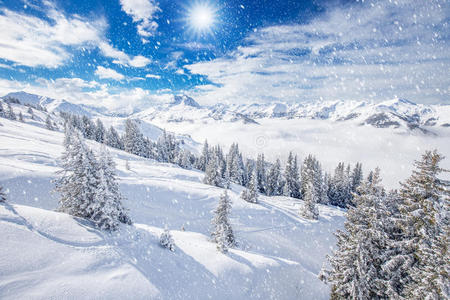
3,91,450,135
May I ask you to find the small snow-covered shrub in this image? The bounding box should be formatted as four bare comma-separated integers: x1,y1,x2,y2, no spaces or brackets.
160,229,175,251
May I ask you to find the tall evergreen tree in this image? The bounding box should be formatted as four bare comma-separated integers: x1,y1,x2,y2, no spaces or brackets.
322,168,389,299
196,140,210,171
95,119,106,143
45,116,54,130
389,150,449,299
54,126,130,230
241,169,258,203
105,126,124,150
300,163,319,220
211,189,235,252
203,153,223,187
225,143,246,185
6,103,16,120
256,153,267,194
266,159,283,196
284,152,301,198
123,119,145,156
0,185,6,202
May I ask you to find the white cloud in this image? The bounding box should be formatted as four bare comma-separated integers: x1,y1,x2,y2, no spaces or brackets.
186,0,450,105
98,42,151,67
0,7,105,68
120,0,160,41
95,66,125,81
0,4,151,68
145,74,161,79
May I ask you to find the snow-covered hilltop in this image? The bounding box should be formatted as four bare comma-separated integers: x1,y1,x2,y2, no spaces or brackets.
0,98,345,299
3,91,450,134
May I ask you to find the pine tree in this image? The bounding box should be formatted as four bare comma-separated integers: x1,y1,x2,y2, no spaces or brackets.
392,150,449,299
242,169,258,203
350,162,363,194
46,116,54,130
0,102,4,118
266,159,283,196
18,112,24,122
256,153,267,194
284,152,301,198
106,126,124,150
81,115,95,139
54,126,130,230
225,143,246,185
124,119,145,156
54,126,99,219
301,154,326,204
196,140,209,171
322,168,389,299
160,228,175,251
95,119,106,143
0,185,6,202
328,162,352,208
97,148,132,226
7,103,16,120
300,164,319,220
203,153,223,187
211,189,235,252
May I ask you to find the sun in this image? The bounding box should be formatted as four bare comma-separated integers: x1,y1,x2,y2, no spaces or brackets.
186,2,218,36
190,5,213,29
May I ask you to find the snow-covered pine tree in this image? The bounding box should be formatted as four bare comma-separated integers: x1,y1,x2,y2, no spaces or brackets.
18,112,24,122
0,185,6,202
211,189,235,252
242,169,258,203
54,125,130,230
225,143,245,185
328,162,352,208
0,102,4,118
266,158,283,196
244,159,254,187
7,103,16,120
81,115,95,139
203,153,223,187
45,116,54,130
300,164,319,220
350,162,363,194
322,168,390,299
177,150,192,169
256,153,267,194
123,119,145,157
212,145,226,179
94,119,106,143
196,140,209,171
391,150,449,299
160,228,175,251
54,126,99,220
301,154,326,204
96,148,132,226
284,152,301,198
106,126,124,150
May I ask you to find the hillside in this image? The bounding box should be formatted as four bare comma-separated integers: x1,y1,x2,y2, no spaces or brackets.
0,112,345,299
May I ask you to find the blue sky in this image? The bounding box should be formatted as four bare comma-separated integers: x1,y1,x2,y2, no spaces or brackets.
0,0,448,106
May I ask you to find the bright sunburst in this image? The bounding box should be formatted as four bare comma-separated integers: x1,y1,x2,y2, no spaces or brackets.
186,2,217,36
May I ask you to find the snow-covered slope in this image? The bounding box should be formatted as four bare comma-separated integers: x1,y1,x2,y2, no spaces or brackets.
0,116,345,299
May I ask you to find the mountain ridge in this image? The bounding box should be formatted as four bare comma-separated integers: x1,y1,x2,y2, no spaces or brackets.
3,91,450,134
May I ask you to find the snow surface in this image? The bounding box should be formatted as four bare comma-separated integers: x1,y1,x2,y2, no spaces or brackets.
0,116,345,299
